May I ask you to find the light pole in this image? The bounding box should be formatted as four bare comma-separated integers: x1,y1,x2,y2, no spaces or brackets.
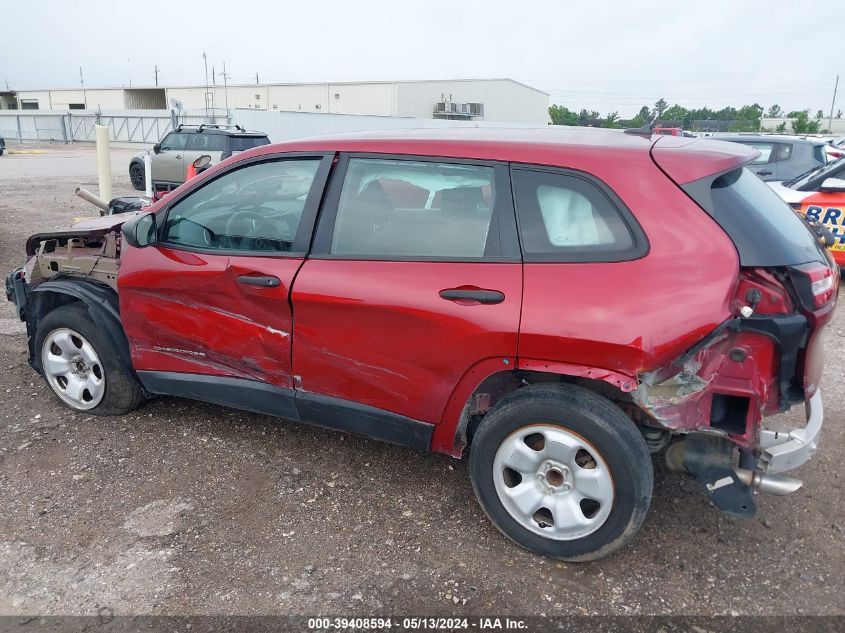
202,52,210,118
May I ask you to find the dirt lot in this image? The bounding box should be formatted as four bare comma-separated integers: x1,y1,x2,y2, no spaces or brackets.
0,145,843,618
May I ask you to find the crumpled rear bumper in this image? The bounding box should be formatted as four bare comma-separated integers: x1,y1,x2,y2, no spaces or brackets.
758,389,823,473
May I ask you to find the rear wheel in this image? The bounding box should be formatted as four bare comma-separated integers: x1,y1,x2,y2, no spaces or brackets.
35,303,145,415
469,383,653,561
129,161,145,191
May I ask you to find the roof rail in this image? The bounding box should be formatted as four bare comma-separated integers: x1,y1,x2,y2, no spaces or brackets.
175,123,248,133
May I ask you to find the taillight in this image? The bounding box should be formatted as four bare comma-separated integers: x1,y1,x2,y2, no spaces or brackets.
789,263,837,310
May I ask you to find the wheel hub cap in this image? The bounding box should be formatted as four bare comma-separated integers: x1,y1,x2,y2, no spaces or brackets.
41,328,105,410
493,424,615,540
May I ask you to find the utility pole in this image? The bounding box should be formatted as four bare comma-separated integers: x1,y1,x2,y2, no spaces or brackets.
212,66,216,86
202,51,210,117
829,75,839,135
154,65,159,87
79,66,87,109
255,72,259,85
221,61,230,118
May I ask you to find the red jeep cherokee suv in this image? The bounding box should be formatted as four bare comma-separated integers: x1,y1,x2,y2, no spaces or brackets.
5,128,837,561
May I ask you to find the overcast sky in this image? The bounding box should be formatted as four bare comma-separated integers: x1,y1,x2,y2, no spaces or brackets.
2,0,842,117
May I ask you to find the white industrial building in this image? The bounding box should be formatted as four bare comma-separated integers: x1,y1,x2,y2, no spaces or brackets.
8,79,550,124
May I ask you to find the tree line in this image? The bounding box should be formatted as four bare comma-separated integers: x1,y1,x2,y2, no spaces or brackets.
549,98,843,134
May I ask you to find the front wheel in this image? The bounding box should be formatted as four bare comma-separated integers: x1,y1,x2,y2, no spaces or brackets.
35,302,145,415
469,383,653,562
129,161,145,191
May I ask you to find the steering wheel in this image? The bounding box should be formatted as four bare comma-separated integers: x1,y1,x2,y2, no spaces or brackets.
224,209,270,239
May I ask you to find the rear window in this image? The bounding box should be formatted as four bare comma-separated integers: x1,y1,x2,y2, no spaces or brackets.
684,167,828,267
230,136,270,152
512,169,645,262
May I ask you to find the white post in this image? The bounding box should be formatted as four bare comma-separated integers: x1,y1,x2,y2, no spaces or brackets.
95,125,112,203
143,151,153,198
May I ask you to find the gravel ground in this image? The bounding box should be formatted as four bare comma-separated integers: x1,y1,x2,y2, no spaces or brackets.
0,145,842,618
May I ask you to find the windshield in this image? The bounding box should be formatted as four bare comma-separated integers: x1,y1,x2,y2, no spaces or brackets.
684,167,828,267
785,155,845,189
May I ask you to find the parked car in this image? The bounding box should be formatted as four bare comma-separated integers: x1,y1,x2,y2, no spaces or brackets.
129,124,270,191
718,135,828,181
768,156,845,265
6,129,837,561
0,134,5,156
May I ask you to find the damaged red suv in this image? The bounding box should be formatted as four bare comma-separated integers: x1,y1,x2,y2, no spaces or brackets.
6,128,837,561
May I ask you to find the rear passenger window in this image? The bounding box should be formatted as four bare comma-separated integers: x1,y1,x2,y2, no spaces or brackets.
512,169,642,262
778,143,792,162
747,143,775,164
330,158,497,259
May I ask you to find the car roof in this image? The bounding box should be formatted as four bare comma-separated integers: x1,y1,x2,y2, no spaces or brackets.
226,127,757,185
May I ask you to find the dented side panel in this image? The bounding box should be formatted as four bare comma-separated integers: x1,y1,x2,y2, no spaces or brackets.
118,242,302,389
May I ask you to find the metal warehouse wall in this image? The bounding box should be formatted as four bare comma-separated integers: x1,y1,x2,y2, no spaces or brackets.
230,109,545,143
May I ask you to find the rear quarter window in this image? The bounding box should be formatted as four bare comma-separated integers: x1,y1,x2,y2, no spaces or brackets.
511,168,648,262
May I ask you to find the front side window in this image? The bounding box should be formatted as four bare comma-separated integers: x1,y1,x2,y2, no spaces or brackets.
160,133,188,151
512,169,639,261
330,158,496,259
161,159,320,253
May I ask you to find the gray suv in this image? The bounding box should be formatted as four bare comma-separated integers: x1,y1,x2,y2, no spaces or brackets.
718,135,828,181
129,124,270,191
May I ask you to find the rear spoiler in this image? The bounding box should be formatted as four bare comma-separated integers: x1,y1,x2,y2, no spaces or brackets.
650,136,759,185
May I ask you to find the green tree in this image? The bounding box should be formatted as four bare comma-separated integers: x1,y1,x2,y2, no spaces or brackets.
603,111,621,128
767,104,783,118
549,104,579,126
654,98,668,118
631,105,653,127
660,104,688,123
816,109,825,119
775,122,787,133
792,111,822,134
837,109,842,119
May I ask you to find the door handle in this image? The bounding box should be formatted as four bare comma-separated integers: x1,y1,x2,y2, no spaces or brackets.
175,154,182,159
237,274,281,288
756,169,772,176
439,288,505,304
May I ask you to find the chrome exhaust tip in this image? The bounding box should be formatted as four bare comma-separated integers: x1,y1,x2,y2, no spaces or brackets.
734,468,803,496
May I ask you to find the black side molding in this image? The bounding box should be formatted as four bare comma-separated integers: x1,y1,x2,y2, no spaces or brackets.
137,371,434,452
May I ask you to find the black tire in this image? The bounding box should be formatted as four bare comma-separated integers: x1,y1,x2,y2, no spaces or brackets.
129,161,145,191
469,383,653,562
34,302,145,416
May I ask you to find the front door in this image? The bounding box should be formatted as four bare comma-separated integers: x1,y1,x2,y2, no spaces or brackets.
291,154,523,426
151,131,189,185
119,153,332,389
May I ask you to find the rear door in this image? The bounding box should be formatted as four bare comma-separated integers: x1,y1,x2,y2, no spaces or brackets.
743,141,779,180
152,132,189,185
290,154,523,427
183,133,227,176
119,153,333,389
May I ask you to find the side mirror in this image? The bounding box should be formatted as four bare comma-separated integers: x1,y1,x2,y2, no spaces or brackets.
122,213,157,248
153,143,162,154
193,154,212,174
819,177,845,193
